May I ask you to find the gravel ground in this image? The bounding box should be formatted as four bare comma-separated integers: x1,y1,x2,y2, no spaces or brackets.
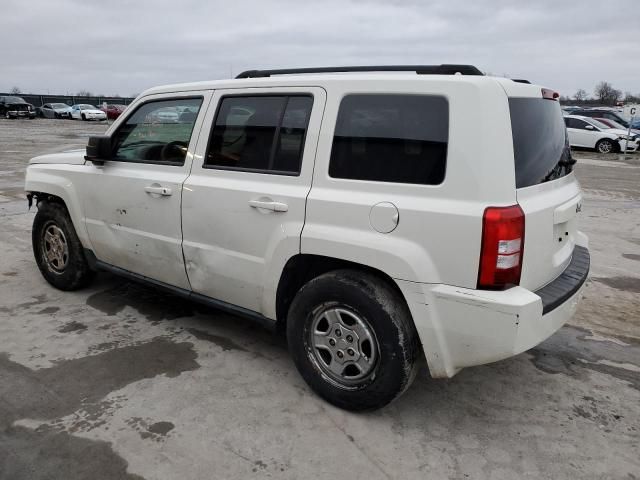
0,118,639,480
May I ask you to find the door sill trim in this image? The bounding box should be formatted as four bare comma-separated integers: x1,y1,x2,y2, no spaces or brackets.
84,249,276,331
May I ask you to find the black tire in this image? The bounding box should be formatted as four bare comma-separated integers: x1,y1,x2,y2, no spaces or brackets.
596,138,616,154
287,269,420,411
81,113,86,121
32,201,95,291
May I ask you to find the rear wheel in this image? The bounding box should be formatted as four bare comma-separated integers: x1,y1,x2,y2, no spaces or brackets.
287,269,420,411
32,202,95,290
596,138,616,154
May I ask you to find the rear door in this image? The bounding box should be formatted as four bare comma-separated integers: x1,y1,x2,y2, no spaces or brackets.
509,94,582,290
182,87,325,315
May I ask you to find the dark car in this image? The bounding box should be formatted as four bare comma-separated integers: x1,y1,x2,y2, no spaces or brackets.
100,104,126,120
579,109,640,135
0,96,36,119
37,103,73,119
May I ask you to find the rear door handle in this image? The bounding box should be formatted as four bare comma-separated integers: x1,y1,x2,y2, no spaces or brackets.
144,185,172,196
248,199,288,212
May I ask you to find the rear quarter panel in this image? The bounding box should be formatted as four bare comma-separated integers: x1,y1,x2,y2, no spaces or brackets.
303,77,517,287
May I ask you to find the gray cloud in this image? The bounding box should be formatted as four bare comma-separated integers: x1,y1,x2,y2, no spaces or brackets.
1,0,638,97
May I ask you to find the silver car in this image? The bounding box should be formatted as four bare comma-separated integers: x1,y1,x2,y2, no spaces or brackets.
38,103,73,119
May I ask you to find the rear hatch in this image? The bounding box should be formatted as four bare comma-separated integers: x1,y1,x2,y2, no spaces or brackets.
509,93,581,291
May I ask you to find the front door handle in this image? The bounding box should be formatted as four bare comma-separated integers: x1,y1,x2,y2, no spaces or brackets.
248,199,288,212
144,185,172,196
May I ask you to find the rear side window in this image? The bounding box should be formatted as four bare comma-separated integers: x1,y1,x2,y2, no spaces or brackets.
329,94,448,185
205,95,313,175
510,98,572,188
565,117,589,129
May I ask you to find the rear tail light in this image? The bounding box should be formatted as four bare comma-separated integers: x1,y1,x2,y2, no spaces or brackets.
542,88,559,100
477,205,525,289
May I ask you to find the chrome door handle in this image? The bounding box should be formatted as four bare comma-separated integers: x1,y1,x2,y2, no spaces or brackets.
248,199,288,212
144,185,172,196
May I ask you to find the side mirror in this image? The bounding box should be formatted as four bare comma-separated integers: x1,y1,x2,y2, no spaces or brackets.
85,135,112,165
584,125,595,130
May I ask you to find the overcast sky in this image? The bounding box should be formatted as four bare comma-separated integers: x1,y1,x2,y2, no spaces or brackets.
2,0,638,98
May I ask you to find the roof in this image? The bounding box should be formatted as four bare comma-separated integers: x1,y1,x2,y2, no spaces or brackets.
137,65,545,98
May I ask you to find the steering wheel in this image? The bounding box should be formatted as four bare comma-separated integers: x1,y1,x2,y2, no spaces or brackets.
160,141,188,162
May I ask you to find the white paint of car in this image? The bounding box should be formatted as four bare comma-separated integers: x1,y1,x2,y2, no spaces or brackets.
565,114,639,152
70,104,107,121
25,74,588,379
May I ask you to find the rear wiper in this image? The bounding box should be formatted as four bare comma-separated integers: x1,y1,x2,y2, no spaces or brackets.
542,155,575,183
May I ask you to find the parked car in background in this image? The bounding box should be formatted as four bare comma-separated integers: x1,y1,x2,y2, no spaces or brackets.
70,104,107,121
100,104,126,120
561,106,582,115
0,96,36,119
564,115,639,153
25,65,591,410
594,117,624,130
149,107,179,123
38,103,73,119
579,109,640,135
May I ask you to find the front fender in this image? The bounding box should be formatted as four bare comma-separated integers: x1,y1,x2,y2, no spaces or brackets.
25,164,93,249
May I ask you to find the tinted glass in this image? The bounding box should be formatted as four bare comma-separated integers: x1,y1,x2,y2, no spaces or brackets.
510,98,572,188
206,95,313,174
566,118,588,129
111,97,203,165
272,96,313,172
329,94,448,185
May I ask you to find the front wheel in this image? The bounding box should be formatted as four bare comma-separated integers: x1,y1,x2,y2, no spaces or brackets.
32,202,95,290
596,138,616,154
287,270,420,411
81,113,86,121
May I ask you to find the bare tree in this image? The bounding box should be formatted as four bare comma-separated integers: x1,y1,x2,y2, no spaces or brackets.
624,92,640,103
594,81,621,105
76,90,93,97
573,89,588,102
9,86,21,94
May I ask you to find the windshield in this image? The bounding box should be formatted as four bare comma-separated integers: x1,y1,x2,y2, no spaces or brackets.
4,96,25,103
590,119,612,130
596,118,625,129
509,97,573,188
78,104,96,109
52,103,68,109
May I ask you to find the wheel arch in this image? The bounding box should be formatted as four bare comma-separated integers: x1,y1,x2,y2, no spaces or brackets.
275,253,408,330
596,136,619,153
25,169,91,248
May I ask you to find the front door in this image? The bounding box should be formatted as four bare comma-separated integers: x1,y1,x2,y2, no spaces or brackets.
79,92,211,289
182,87,326,316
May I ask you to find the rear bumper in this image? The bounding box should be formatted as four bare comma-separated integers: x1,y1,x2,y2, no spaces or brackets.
397,237,590,378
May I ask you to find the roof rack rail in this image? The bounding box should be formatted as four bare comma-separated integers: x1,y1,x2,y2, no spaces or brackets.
512,79,531,84
235,64,484,79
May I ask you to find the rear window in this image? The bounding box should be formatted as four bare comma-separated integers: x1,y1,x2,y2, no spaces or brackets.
329,94,448,185
509,98,572,188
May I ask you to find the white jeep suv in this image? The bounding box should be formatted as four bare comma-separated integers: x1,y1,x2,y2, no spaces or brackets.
25,65,590,411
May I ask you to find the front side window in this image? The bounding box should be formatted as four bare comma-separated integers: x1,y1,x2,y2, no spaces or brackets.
205,95,313,175
329,94,449,185
111,97,203,165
